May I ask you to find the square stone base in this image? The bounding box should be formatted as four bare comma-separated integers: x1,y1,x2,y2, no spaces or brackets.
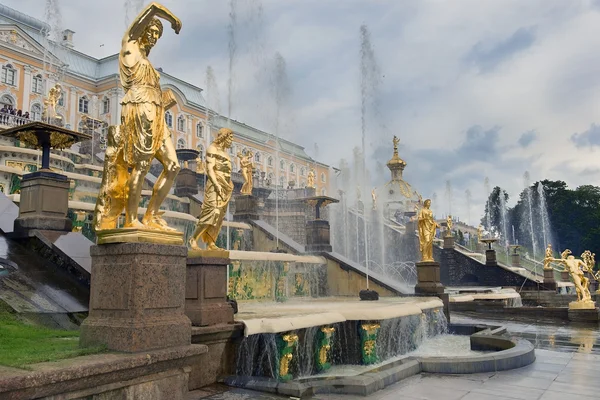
414,261,445,294
543,268,557,291
233,194,260,221
186,255,234,327
443,236,454,249
80,243,191,352
568,306,600,322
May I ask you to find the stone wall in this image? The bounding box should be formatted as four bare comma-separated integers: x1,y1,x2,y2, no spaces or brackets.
437,246,538,289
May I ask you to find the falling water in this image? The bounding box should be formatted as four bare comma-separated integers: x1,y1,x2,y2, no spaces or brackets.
499,190,509,256
523,172,537,261
537,182,553,252
123,0,144,28
445,181,453,216
483,177,491,233
227,0,238,120
360,24,381,287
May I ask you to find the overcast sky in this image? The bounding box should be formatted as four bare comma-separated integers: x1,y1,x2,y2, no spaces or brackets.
5,0,600,225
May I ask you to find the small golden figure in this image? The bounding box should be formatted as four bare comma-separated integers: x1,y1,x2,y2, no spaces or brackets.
188,128,234,251
477,224,483,243
42,83,62,124
195,155,205,174
93,2,182,235
237,150,254,195
418,199,440,262
307,170,315,188
445,215,453,237
543,244,553,270
371,188,377,210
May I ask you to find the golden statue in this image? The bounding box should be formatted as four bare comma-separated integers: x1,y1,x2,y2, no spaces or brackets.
418,199,440,262
195,156,205,174
445,215,453,237
477,225,483,243
42,83,62,124
307,169,315,188
553,252,592,305
93,2,182,238
543,244,553,269
237,150,254,195
371,188,377,210
392,135,400,156
189,128,234,251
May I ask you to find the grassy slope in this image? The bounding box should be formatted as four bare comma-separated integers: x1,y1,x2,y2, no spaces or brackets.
0,303,105,369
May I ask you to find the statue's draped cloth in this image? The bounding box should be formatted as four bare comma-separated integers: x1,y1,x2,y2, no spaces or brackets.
119,53,167,166
418,208,436,261
198,152,233,243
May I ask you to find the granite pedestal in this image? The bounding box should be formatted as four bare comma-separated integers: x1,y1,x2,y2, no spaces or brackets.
80,243,191,352
511,253,521,267
560,270,570,281
174,168,198,197
186,254,234,327
13,171,72,233
543,268,557,291
233,194,260,221
305,219,333,253
414,261,445,294
485,249,498,267
443,236,454,249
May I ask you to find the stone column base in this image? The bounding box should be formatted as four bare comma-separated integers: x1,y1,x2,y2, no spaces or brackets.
511,253,521,267
485,249,497,266
443,236,454,249
306,219,332,253
186,255,234,327
543,268,557,291
14,171,72,233
415,261,445,294
568,306,599,322
80,243,191,352
233,194,260,221
560,271,570,281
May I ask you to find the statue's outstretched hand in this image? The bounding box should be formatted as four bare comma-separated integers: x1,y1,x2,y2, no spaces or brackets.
172,17,182,34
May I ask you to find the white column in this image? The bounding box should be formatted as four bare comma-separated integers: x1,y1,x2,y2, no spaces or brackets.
69,86,77,129
109,87,119,125
22,65,32,110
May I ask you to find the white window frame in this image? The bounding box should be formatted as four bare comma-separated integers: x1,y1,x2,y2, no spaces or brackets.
165,111,173,127
177,115,186,132
102,97,110,114
78,96,89,113
1,64,16,86
32,74,42,94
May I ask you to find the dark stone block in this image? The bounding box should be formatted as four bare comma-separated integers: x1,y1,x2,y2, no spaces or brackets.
306,219,332,253
359,289,379,301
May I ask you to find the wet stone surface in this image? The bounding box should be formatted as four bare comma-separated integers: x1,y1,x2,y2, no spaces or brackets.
187,314,600,399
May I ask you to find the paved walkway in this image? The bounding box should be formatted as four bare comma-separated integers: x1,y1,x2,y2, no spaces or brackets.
188,314,600,399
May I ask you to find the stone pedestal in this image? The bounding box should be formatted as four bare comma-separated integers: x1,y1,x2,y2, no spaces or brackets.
511,253,521,267
476,242,486,254
560,270,570,281
443,236,454,249
414,261,445,294
305,219,332,253
174,168,198,197
568,307,600,322
485,249,497,266
13,171,72,233
186,254,234,327
233,194,260,221
80,243,191,352
543,268,557,291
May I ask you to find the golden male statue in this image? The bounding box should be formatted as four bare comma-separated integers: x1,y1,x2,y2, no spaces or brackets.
189,128,234,250
418,199,439,262
93,2,182,233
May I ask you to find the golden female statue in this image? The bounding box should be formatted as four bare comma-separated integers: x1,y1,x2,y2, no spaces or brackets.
445,215,453,237
418,199,439,262
94,2,182,234
189,128,234,250
237,150,254,195
307,170,315,188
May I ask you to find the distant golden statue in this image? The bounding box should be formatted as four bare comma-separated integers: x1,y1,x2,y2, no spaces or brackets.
477,225,483,243
93,2,182,235
371,188,377,210
392,135,400,155
189,128,234,251
445,215,453,237
195,155,205,174
43,83,62,124
237,150,254,195
543,244,553,269
418,199,439,262
307,170,315,188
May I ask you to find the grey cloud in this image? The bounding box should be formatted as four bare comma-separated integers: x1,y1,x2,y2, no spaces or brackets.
571,124,600,148
518,130,537,148
465,27,536,72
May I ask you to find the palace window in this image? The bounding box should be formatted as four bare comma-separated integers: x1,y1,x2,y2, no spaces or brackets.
32,74,42,94
196,122,203,138
177,138,186,149
177,115,186,132
165,111,173,127
31,103,41,121
280,159,285,170
267,156,273,167
321,173,326,183
78,96,89,113
290,164,295,173
0,94,14,107
197,144,204,157
300,167,305,176
279,176,285,187
1,64,16,86
102,97,110,114
254,152,261,163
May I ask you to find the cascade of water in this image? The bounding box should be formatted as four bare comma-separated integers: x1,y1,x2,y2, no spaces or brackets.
123,0,144,28
296,326,319,377
483,177,491,233
523,172,536,261
537,182,553,252
227,0,237,121
499,191,509,257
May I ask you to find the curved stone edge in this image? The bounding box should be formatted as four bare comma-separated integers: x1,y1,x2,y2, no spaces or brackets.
222,328,535,398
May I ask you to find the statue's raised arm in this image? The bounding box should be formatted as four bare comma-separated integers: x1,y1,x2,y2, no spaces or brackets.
126,2,181,42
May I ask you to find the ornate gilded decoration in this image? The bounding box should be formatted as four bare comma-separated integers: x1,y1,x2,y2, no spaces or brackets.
93,2,183,241
307,170,315,188
49,131,76,149
360,322,381,365
418,199,439,262
316,326,335,372
237,150,254,195
189,128,234,251
16,131,38,147
543,243,553,270
278,333,299,381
